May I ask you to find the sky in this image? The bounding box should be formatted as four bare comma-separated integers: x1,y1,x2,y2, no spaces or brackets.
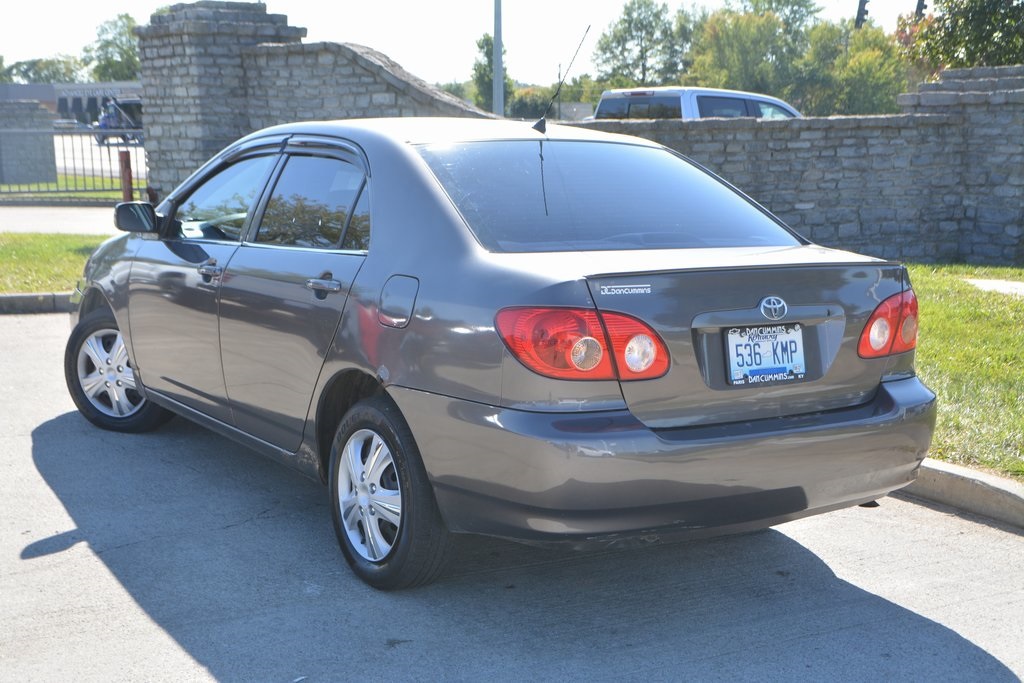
1,1,911,86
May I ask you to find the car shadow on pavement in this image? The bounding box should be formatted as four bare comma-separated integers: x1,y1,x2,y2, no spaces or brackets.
30,413,1017,681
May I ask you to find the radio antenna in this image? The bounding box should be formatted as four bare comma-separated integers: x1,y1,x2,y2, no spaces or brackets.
532,24,590,134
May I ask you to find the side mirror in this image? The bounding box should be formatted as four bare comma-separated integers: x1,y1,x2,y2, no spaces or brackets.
114,201,159,233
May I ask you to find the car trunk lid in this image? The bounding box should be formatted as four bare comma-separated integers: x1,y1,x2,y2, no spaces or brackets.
581,246,906,428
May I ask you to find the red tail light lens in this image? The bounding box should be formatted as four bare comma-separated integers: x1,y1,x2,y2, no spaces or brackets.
495,307,669,381
858,290,919,358
600,312,671,379
496,308,616,380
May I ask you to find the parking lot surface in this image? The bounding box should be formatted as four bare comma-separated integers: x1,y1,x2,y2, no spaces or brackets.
1,313,1022,681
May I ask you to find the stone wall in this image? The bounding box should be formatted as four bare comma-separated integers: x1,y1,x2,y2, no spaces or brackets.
244,43,485,130
0,101,57,185
900,66,1024,264
577,66,1024,265
137,2,485,195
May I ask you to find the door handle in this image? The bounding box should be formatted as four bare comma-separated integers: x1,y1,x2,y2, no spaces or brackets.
197,260,223,278
305,278,343,294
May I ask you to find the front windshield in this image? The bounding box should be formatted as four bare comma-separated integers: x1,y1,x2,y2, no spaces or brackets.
418,140,803,253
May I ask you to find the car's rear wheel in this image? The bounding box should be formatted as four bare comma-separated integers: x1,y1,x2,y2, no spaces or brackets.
64,308,172,433
329,396,452,589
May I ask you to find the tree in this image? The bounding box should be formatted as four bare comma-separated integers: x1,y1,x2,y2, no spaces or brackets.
0,57,12,84
472,33,514,114
688,10,789,94
734,0,820,80
437,81,468,100
790,21,907,115
5,56,84,83
837,25,906,113
731,0,820,34
789,21,844,114
83,13,140,82
900,0,1024,69
593,0,680,86
509,86,554,119
557,74,612,106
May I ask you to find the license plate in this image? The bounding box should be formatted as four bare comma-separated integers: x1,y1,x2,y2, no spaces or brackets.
726,324,806,385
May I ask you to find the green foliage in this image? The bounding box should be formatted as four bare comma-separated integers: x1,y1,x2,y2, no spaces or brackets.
594,0,684,85
731,0,820,70
790,21,906,115
4,56,84,83
509,86,555,119
688,11,789,94
0,56,11,84
838,27,906,114
902,0,1024,69
556,74,612,106
472,33,515,114
83,13,140,82
437,81,468,100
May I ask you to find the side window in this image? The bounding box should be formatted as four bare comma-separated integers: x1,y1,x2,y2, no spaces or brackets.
342,184,371,251
255,156,365,249
646,96,682,119
754,101,796,119
595,98,628,119
173,155,275,241
697,96,749,118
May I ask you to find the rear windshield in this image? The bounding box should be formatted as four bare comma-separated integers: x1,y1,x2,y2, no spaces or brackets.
418,140,802,253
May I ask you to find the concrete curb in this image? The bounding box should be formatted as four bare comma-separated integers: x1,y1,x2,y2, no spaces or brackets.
904,458,1024,529
0,292,73,314
1,296,1021,529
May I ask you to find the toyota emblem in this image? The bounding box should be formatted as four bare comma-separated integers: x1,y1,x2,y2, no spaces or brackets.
760,296,788,321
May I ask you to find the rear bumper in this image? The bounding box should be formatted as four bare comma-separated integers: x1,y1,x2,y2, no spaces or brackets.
390,377,936,546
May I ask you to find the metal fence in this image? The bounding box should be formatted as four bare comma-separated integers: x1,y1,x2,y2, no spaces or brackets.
0,128,148,203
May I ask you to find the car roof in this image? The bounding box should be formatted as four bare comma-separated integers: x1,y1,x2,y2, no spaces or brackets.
239,117,659,148
600,86,786,100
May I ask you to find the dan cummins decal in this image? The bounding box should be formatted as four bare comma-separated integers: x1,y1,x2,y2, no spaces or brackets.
599,284,652,296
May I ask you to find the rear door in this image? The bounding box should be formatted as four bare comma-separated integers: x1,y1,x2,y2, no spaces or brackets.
218,142,370,451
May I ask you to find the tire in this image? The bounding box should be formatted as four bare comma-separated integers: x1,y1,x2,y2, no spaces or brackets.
329,396,453,589
64,307,173,433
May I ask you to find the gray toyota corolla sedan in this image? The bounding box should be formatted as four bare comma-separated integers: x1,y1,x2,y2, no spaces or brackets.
65,118,936,589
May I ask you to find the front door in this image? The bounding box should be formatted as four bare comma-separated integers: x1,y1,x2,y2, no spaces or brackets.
219,151,371,451
128,154,278,423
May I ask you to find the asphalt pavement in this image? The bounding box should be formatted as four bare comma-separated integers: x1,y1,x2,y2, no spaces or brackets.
1,312,1022,680
0,205,119,235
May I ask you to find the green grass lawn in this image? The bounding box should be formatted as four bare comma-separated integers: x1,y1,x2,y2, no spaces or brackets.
0,233,108,294
0,174,128,201
0,235,1020,479
908,264,1024,479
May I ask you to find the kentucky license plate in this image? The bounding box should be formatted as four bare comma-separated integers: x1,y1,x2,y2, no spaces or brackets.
726,324,806,385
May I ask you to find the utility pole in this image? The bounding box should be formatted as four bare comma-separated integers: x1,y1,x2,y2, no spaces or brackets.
493,0,504,117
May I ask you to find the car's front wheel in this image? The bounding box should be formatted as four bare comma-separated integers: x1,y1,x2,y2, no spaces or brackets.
64,308,172,432
329,396,453,589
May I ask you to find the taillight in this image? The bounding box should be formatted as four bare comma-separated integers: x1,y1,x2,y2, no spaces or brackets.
495,307,669,381
858,290,919,358
600,312,671,379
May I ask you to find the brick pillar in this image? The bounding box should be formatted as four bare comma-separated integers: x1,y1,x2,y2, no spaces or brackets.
136,1,306,197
